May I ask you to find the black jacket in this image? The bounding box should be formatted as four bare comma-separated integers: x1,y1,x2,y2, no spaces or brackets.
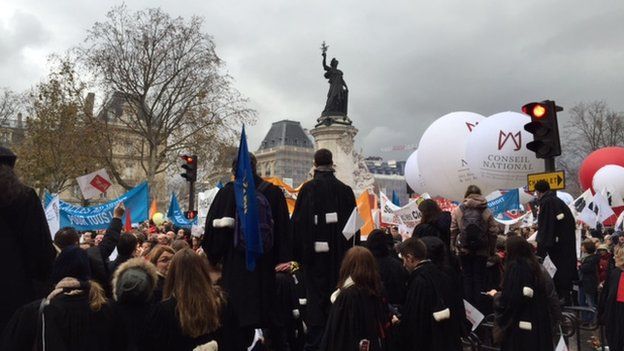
0,186,55,335
87,217,122,296
579,253,600,296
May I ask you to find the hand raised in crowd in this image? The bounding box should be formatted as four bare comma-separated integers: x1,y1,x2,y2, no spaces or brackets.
114,202,125,219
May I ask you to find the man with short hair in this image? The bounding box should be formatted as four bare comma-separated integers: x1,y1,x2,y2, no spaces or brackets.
291,148,357,351
397,237,462,351
109,233,138,273
534,179,577,303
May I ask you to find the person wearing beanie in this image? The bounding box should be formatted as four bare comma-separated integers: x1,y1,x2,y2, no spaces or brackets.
0,245,127,350
366,229,407,306
112,257,158,351
0,146,56,336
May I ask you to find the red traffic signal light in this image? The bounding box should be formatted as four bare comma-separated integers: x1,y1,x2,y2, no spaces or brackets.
522,103,547,119
184,210,197,220
522,100,562,159
180,154,198,182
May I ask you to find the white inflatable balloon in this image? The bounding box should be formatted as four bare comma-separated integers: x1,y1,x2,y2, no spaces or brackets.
592,164,624,195
405,150,427,194
556,191,574,205
466,111,544,194
417,111,485,200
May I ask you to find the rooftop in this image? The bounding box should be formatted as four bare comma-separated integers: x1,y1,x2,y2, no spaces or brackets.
258,120,314,151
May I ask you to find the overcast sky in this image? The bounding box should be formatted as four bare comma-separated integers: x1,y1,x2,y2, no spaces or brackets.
2,0,624,160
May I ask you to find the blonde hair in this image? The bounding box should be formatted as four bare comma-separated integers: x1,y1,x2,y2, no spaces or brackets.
88,280,107,311
615,246,624,269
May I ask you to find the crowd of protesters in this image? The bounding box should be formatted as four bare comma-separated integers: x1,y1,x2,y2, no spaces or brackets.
1,145,624,351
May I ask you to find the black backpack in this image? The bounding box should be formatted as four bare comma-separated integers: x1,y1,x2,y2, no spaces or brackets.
457,204,488,251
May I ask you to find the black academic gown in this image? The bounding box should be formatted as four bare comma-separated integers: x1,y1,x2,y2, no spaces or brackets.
598,267,624,351
494,260,554,351
320,285,388,351
398,261,462,351
0,186,55,335
0,294,127,351
291,170,357,327
536,191,577,293
202,177,292,329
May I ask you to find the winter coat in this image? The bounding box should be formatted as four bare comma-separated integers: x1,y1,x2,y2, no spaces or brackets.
412,211,452,249
86,217,122,296
450,194,499,257
579,253,600,296
0,185,55,335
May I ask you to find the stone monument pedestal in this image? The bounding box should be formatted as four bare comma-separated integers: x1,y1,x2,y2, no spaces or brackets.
310,117,374,195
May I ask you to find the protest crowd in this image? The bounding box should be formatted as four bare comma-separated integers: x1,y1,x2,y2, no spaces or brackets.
2,144,624,351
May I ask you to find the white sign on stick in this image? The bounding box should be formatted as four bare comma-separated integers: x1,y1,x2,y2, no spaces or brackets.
463,299,485,331
543,255,557,278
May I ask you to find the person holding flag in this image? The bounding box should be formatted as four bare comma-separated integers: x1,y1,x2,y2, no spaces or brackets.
202,127,292,351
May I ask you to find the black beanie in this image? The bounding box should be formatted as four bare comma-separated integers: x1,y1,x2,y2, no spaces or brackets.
51,245,92,284
0,146,17,168
116,267,154,304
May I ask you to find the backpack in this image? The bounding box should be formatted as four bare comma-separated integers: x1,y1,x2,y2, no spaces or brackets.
234,181,274,253
457,204,488,251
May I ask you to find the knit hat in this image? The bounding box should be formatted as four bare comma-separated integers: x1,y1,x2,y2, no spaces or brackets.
113,258,158,304
0,146,17,168
51,245,92,284
365,229,392,257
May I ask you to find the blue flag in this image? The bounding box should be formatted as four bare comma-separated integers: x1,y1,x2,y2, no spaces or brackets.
45,182,149,231
392,190,400,207
487,189,521,219
234,126,262,271
167,193,198,229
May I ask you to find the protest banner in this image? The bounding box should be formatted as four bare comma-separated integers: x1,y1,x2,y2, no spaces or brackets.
46,182,149,231
45,195,60,239
76,168,112,199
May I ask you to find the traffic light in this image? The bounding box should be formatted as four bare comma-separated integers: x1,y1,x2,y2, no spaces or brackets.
180,155,197,182
184,210,198,220
522,100,563,159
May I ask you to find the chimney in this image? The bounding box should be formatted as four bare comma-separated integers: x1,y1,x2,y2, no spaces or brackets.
85,92,95,117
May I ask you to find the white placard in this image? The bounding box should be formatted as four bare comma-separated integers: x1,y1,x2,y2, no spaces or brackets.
45,195,60,239
543,255,557,278
463,299,485,331
555,335,568,351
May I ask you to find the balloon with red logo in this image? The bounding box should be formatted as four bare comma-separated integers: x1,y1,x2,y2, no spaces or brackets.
578,147,624,192
465,111,544,194
417,111,485,201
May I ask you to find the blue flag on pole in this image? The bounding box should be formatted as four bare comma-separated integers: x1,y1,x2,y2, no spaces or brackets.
487,189,521,219
234,126,262,271
166,193,198,229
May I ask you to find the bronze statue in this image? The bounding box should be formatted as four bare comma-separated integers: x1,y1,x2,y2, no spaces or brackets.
320,42,349,119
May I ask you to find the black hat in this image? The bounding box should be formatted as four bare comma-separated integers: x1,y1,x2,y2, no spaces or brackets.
51,245,92,284
0,146,17,168
534,180,550,193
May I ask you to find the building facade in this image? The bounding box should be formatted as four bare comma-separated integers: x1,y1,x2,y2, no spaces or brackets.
255,120,315,187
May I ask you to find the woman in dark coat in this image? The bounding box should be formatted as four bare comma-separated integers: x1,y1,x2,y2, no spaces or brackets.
366,229,407,306
0,245,126,351
598,247,624,351
412,199,452,249
320,246,390,351
140,249,238,351
491,236,556,351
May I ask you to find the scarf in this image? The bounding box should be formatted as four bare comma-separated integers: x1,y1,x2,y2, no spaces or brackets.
314,165,335,173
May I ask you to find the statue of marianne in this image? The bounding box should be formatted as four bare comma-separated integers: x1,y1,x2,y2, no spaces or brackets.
321,42,348,117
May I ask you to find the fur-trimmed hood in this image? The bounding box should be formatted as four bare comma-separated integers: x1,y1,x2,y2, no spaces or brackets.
112,257,158,302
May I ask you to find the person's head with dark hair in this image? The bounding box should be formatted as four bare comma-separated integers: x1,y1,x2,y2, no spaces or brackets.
314,148,333,168
534,180,550,200
504,235,543,288
117,233,138,258
172,239,190,252
336,246,383,297
231,153,257,175
135,232,147,245
418,199,442,225
397,237,427,272
420,236,448,268
54,227,80,250
51,245,92,284
0,146,17,168
365,229,392,257
581,239,596,255
464,185,482,198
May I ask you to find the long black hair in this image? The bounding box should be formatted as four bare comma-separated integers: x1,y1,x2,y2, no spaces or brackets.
504,236,544,289
0,164,26,208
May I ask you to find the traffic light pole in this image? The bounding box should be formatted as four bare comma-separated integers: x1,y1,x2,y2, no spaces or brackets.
545,157,556,172
188,181,195,212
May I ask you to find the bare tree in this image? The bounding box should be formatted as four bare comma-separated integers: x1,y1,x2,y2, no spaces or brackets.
558,101,624,193
0,88,20,126
78,6,254,191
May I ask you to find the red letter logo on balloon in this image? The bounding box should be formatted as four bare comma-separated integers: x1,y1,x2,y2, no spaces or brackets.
498,131,522,151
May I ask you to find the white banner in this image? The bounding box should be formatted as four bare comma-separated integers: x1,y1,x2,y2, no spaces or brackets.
464,299,485,331
342,206,365,240
394,200,422,231
593,191,616,224
379,191,401,225
45,195,60,239
197,187,220,226
76,168,112,199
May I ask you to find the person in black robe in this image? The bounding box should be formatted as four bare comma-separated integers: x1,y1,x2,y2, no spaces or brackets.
412,199,452,250
0,147,56,335
0,245,127,351
490,236,556,351
202,153,292,349
320,246,389,351
598,247,624,351
291,149,357,351
534,180,577,303
365,229,407,306
396,237,462,351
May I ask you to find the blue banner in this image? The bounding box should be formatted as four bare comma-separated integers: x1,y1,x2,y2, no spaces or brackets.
235,126,262,271
46,182,149,231
167,193,198,229
487,189,521,220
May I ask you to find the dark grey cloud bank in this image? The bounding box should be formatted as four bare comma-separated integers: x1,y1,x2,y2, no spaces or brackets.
1,0,624,160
